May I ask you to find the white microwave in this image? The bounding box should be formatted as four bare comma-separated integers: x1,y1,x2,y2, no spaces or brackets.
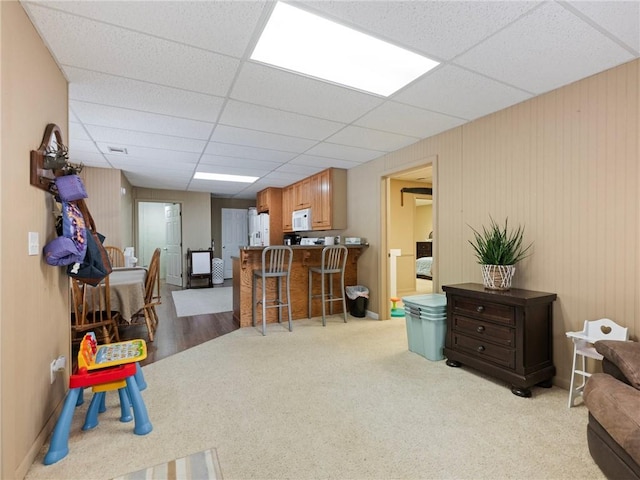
292,208,312,232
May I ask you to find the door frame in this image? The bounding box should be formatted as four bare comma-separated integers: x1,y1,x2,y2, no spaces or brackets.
379,156,438,318
134,199,183,285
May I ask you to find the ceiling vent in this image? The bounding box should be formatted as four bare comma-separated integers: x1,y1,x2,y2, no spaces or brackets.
107,146,128,154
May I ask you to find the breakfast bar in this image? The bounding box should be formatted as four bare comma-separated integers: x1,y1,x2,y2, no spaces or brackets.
231,245,367,327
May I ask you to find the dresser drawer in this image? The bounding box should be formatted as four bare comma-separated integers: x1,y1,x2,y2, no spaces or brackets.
451,332,515,369
453,315,515,347
452,297,515,326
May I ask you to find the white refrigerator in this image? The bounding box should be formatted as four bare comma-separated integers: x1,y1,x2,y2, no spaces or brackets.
248,210,270,246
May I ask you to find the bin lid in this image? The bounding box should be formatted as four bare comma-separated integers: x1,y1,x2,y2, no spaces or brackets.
402,294,446,309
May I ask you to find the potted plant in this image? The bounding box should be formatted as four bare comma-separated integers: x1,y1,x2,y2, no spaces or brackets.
468,217,532,290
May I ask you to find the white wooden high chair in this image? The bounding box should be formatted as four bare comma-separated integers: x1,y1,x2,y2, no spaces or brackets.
566,318,628,408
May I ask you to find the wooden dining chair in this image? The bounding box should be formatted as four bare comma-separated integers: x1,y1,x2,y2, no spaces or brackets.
70,277,120,345
105,246,125,268
131,248,161,341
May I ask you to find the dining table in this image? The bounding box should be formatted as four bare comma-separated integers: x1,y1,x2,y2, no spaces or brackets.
107,267,147,323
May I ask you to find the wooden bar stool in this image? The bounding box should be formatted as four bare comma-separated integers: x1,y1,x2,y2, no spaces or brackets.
252,246,293,335
308,245,348,326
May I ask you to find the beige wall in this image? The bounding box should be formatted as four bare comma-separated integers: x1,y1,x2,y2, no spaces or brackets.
133,188,211,283
350,59,640,388
1,2,69,478
415,205,433,242
210,197,255,256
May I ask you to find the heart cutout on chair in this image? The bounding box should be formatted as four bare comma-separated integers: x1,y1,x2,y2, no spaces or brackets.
601,325,612,335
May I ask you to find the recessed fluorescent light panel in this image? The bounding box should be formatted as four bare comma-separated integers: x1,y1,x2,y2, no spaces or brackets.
251,2,439,97
194,172,259,183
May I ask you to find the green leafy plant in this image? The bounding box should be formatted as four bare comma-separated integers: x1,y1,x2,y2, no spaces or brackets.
468,217,532,265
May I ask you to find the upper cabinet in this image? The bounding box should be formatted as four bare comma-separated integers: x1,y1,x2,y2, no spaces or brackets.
293,177,311,210
282,185,294,232
256,187,281,214
281,168,347,233
310,168,346,231
256,187,283,243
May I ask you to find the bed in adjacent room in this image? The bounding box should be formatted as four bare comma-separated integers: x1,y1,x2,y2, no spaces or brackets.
416,241,433,280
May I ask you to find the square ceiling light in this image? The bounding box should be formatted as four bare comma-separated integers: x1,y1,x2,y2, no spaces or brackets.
194,172,258,183
251,2,439,97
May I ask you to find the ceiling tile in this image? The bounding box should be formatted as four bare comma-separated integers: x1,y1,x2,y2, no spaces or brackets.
219,100,345,140
231,62,384,123
455,2,636,94
69,121,92,142
25,4,239,96
198,155,280,175
290,155,360,170
95,143,201,164
326,125,419,152
70,101,215,139
565,1,640,53
211,125,318,153
86,126,206,153
34,1,268,58
67,68,225,123
356,102,466,138
273,163,324,176
204,142,297,163
395,65,533,120
300,1,541,59
305,142,385,163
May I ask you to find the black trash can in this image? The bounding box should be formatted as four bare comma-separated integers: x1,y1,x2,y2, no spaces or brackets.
346,285,369,317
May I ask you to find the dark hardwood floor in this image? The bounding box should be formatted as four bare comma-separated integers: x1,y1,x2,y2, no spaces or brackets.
118,280,239,367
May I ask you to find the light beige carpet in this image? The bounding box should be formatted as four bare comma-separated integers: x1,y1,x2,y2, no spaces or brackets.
172,287,232,317
112,448,222,480
26,316,605,480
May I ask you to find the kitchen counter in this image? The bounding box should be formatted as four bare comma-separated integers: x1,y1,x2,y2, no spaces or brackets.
231,245,367,327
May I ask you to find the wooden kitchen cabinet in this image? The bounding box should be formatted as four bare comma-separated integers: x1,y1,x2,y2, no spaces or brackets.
255,187,283,243
256,187,281,214
442,283,557,398
282,185,294,232
293,178,311,210
310,168,346,231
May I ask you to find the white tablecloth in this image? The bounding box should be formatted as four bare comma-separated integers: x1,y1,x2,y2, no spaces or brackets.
108,267,146,322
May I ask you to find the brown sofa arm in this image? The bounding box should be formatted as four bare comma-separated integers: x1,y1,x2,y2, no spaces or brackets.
595,340,640,389
584,373,640,466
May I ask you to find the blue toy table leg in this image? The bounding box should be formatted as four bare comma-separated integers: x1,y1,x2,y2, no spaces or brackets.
82,392,105,431
118,387,133,422
125,377,152,435
44,388,81,465
135,363,147,391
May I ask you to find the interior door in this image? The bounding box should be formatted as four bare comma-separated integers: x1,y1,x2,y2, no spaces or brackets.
165,203,182,286
222,208,248,278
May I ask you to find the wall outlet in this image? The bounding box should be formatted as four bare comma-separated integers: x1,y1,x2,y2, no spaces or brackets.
28,232,39,256
50,356,66,384
50,360,56,384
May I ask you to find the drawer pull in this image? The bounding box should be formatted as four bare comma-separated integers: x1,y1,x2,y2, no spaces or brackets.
476,325,485,333
476,305,485,313
477,345,485,352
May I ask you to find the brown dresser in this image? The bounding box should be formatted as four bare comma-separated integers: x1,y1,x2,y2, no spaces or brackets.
442,283,557,397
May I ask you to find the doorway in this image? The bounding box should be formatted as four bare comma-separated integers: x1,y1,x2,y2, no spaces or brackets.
137,201,183,286
382,161,435,314
221,208,248,278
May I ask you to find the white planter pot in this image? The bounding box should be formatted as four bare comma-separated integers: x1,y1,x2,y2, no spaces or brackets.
481,264,515,290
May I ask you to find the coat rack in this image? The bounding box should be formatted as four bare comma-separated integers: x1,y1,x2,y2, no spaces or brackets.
30,123,63,193
30,123,82,193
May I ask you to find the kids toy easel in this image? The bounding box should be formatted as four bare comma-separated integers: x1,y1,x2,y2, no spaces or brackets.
44,333,152,465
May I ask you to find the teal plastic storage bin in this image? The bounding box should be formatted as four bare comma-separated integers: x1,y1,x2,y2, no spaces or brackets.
402,294,447,361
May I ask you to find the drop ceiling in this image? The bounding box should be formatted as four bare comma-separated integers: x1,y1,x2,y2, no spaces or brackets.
21,1,640,198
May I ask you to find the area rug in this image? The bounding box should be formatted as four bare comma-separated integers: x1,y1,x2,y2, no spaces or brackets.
172,287,232,317
112,448,222,480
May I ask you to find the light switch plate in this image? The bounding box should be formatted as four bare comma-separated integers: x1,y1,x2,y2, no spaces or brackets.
28,232,39,256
